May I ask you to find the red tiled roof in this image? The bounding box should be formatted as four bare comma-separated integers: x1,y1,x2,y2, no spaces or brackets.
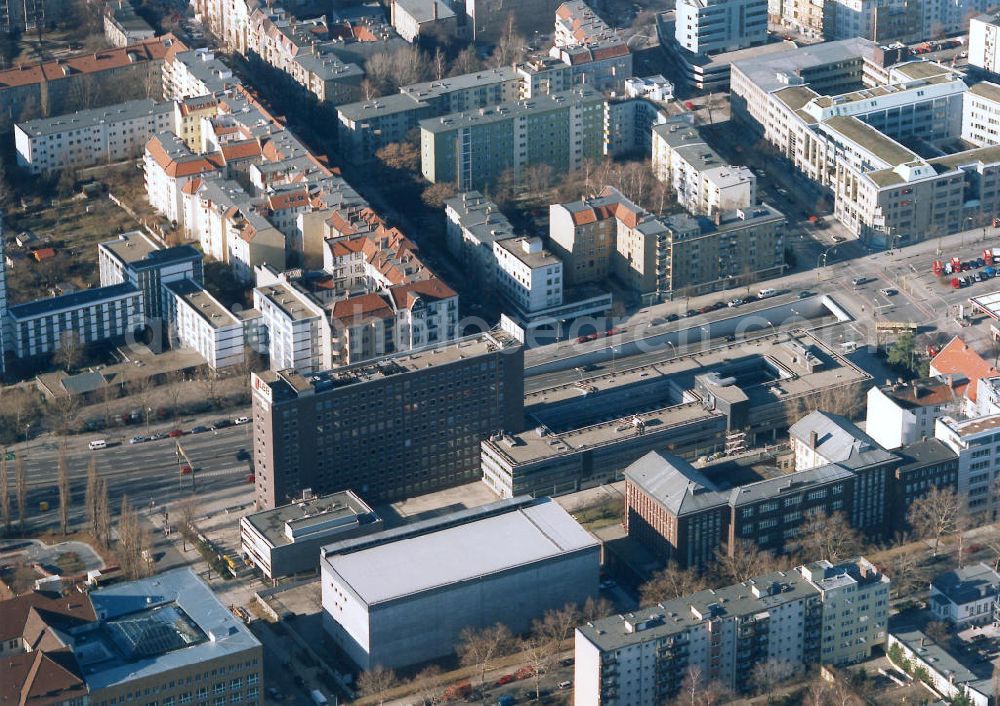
32,248,55,261
0,591,95,644
329,292,394,322
221,140,262,162
930,336,998,403
388,277,456,308
0,35,185,88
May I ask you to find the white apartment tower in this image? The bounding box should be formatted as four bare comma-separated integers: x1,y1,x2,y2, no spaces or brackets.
674,0,768,55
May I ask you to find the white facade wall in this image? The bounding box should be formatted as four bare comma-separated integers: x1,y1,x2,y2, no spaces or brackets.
970,16,1000,75
864,386,914,450
936,415,1000,520
253,287,330,374
492,239,564,313
963,88,1000,147
15,103,172,173
167,290,245,369
7,288,145,358
674,0,768,55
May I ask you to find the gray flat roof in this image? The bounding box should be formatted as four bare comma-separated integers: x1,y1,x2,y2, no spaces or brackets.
16,99,170,137
323,498,597,604
164,279,239,330
80,567,261,690
822,115,918,167
99,231,202,270
421,89,604,133
337,93,426,122
243,490,375,548
401,66,516,102
732,37,878,93
9,283,140,320
495,237,561,268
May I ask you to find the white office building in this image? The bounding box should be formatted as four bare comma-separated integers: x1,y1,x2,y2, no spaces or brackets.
15,99,173,173
443,191,516,290
6,284,145,358
674,0,768,56
163,279,245,369
253,280,331,374
962,82,1000,147
492,237,563,314
322,497,599,670
970,13,1000,75
936,414,1000,520
574,557,889,706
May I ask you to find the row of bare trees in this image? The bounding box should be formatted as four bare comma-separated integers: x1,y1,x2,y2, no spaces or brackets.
357,597,614,705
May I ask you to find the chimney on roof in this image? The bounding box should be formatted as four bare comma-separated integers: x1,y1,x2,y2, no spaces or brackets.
809,430,818,449
713,208,721,226
432,0,438,19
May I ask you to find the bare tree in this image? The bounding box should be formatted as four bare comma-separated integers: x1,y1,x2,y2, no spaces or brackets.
421,182,458,209
884,551,927,599
491,13,527,67
522,635,551,703
581,595,614,623
714,538,783,584
57,445,70,535
533,603,581,646
85,457,98,538
411,664,442,706
802,679,864,706
117,494,150,579
925,620,952,646
199,369,225,409
95,478,111,548
14,457,26,532
908,486,963,556
47,394,81,435
449,46,481,76
791,511,861,563
53,330,85,372
0,457,8,535
159,370,186,418
670,664,733,706
784,385,866,424
376,142,420,171
751,658,801,700
174,496,200,551
640,561,708,604
356,665,399,706
457,622,514,688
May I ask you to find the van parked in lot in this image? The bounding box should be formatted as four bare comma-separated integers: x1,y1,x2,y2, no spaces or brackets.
757,288,777,299
88,439,107,450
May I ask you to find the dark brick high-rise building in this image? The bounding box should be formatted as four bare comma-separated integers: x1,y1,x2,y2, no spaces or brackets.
251,332,524,508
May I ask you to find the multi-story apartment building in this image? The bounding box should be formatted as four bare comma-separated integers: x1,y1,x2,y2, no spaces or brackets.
517,57,575,98
659,204,786,297
652,118,756,216
6,283,145,359
575,557,889,705
253,279,331,374
0,34,180,126
936,414,1000,521
930,336,998,416
962,82,1000,146
336,67,519,163
865,378,962,450
674,0,768,55
163,279,246,368
788,410,900,535
98,230,204,319
551,1,633,93
16,99,173,173
420,89,606,191
103,0,155,47
162,47,236,101
322,497,598,669
245,7,364,104
251,331,524,507
144,132,223,226
971,14,1000,75
492,237,564,314
0,568,263,706
0,0,64,32
891,438,959,530
443,191,517,290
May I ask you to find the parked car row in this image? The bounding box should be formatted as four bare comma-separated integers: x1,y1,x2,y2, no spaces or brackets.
91,416,250,450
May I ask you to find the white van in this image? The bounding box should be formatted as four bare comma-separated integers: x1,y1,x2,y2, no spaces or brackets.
757,288,777,299
88,439,107,450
